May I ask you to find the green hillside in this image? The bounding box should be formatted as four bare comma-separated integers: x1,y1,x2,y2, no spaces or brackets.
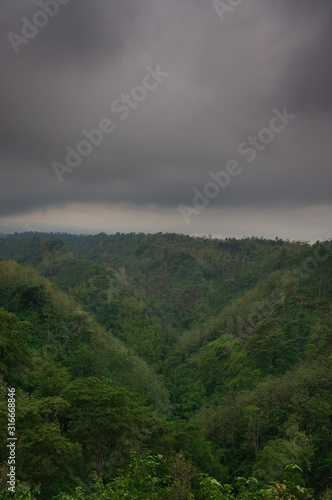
0,233,331,498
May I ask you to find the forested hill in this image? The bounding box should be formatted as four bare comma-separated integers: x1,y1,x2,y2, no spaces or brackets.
0,232,332,499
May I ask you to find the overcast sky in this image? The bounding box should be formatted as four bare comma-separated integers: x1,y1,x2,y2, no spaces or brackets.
0,0,331,241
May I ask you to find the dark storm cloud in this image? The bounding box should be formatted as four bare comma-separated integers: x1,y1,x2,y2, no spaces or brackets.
0,0,331,223
2,0,152,65
270,0,332,114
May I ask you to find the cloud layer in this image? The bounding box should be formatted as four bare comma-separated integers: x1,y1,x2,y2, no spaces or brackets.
1,0,331,238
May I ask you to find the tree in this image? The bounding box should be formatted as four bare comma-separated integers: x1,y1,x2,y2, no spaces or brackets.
15,393,81,499
0,309,31,385
62,378,148,479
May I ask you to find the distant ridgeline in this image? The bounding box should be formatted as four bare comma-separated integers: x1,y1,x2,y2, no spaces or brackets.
0,232,331,499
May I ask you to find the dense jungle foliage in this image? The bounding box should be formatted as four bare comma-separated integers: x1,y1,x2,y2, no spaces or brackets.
0,232,332,498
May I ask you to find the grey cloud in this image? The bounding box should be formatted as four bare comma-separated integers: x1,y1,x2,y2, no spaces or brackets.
3,0,153,66
0,0,331,236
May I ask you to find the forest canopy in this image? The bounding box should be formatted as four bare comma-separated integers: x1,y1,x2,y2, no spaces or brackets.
0,232,331,498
